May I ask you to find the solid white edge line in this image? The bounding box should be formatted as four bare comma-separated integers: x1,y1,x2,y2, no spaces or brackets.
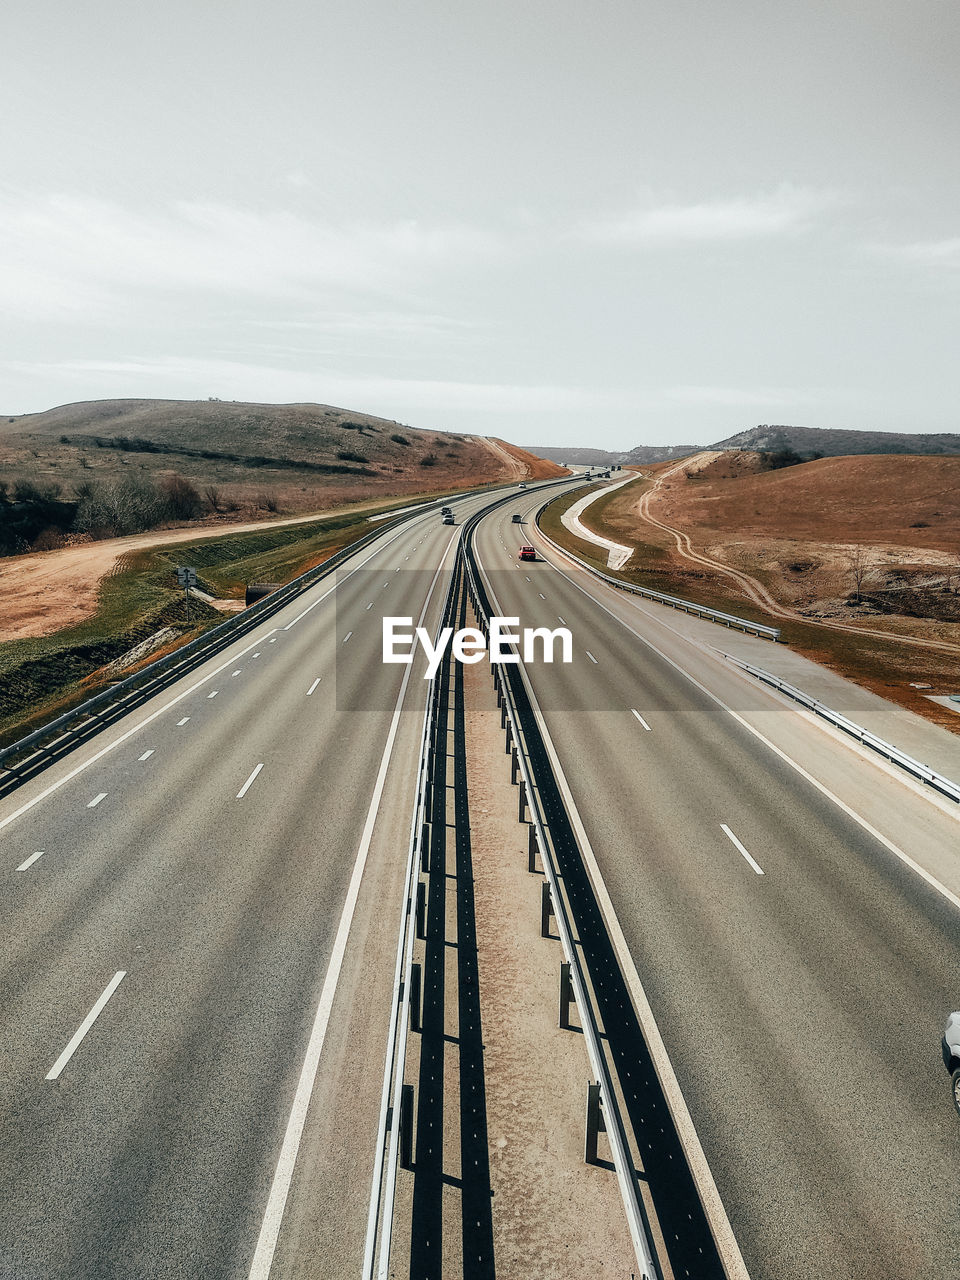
16,851,44,871
248,526,462,1280
539,537,960,914
720,824,765,875
631,709,652,731
236,763,264,799
87,793,107,808
46,971,126,1081
306,678,321,696
473,525,752,1280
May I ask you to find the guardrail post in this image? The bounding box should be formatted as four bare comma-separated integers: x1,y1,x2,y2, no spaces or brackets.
500,701,507,729
409,962,422,1033
420,823,430,872
415,881,426,939
505,724,511,753
585,1082,605,1165
518,780,527,822
399,1083,415,1170
510,750,519,785
540,881,555,937
527,825,540,873
559,960,574,1029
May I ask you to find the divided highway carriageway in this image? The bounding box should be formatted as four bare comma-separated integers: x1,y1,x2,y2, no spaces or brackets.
1,472,958,1280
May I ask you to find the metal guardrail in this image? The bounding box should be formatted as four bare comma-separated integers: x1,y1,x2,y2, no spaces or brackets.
360,476,581,1279
722,652,960,804
0,483,538,781
462,521,661,1279
534,495,781,641
362,553,461,1280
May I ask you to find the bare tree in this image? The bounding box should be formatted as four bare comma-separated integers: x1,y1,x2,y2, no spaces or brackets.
846,545,872,604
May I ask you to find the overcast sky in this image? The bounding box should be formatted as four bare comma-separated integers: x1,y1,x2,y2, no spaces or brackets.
2,0,958,448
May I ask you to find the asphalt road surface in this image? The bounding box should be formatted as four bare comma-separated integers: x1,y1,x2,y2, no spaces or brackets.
472,490,960,1280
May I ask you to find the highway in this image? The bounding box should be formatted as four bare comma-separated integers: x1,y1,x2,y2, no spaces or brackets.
4,470,958,1280
471,489,960,1280
0,484,568,1280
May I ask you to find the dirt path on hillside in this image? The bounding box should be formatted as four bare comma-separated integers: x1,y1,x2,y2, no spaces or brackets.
482,437,526,479
0,505,382,643
633,456,960,656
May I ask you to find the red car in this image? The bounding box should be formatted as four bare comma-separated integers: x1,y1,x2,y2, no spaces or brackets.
518,545,536,561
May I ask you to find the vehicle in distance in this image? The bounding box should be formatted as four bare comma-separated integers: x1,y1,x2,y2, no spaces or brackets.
518,545,536,561
942,1011,960,1114
442,513,455,524
512,512,523,523
518,482,527,488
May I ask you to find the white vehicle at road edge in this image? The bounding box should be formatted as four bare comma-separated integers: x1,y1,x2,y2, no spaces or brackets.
942,1011,960,1115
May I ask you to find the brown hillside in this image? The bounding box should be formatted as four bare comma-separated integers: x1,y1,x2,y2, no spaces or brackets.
663,454,960,553
0,398,559,545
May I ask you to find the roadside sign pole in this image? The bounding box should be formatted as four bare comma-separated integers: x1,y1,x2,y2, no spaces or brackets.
176,566,198,625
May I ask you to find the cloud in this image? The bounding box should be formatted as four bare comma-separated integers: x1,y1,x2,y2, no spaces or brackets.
0,192,501,319
664,385,832,408
572,184,836,245
864,237,960,270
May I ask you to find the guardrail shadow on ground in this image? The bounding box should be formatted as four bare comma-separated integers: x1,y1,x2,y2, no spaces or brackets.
409,581,495,1279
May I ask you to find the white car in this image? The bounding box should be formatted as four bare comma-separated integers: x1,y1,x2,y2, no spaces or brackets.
942,1011,960,1115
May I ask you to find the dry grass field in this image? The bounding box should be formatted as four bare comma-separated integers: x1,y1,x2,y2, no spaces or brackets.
560,453,960,731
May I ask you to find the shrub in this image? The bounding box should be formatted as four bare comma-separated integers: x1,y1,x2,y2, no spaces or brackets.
75,475,167,536
391,433,410,446
14,479,62,502
31,527,67,552
161,474,204,520
419,453,438,467
337,449,368,463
